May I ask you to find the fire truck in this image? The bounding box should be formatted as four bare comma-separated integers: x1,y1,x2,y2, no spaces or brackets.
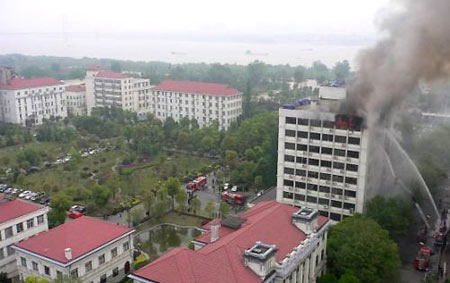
221,191,245,205
186,176,207,192
414,246,432,271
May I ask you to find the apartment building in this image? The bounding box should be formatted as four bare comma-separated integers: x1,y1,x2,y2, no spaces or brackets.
276,96,369,221
0,77,67,126
65,84,87,116
151,80,242,130
13,216,134,283
85,67,152,116
130,201,330,283
0,195,49,281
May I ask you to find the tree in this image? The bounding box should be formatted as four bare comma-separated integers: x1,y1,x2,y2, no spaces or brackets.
332,60,350,81
111,61,122,72
225,150,239,170
142,189,155,216
131,207,145,226
92,185,112,207
327,215,400,283
175,189,187,211
294,66,306,83
24,276,49,283
204,201,216,218
254,175,263,189
219,202,230,218
48,192,72,228
191,198,201,214
16,147,40,166
365,196,412,239
165,177,181,210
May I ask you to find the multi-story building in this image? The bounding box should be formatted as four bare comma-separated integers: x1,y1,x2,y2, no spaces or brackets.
151,80,242,130
130,201,330,283
65,84,87,116
0,77,67,126
276,92,371,221
0,195,49,281
13,216,134,283
85,67,152,116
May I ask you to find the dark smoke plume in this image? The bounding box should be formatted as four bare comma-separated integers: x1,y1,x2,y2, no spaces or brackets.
346,0,450,122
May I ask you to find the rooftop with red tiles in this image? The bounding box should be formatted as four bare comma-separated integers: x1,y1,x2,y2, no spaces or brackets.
0,198,45,225
153,80,241,96
0,77,62,90
14,216,134,264
132,201,329,283
65,84,86,92
96,70,129,79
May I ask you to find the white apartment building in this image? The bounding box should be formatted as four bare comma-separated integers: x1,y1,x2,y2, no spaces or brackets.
65,84,87,116
276,95,369,222
131,201,330,283
0,77,67,126
0,195,49,281
85,67,152,116
151,80,242,130
14,216,134,283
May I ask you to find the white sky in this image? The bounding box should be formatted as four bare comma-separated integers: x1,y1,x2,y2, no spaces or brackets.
0,0,389,36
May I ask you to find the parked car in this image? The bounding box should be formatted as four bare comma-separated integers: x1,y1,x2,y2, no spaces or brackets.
68,211,83,219
70,205,86,213
39,196,50,205
19,190,32,198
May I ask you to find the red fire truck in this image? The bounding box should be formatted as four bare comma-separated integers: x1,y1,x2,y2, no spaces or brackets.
221,191,245,205
186,176,207,192
414,246,431,271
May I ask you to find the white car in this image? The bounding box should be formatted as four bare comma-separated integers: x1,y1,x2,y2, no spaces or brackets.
19,190,32,198
231,186,238,192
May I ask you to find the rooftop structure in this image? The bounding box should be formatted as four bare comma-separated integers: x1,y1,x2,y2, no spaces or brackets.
130,201,329,283
0,77,61,90
153,80,240,96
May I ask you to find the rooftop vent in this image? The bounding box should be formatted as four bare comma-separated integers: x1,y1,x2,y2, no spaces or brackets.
221,215,245,230
292,207,319,235
244,241,278,278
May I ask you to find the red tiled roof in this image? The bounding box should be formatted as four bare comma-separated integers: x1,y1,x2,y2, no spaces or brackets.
0,199,44,224
133,201,329,283
65,84,86,92
153,80,240,96
0,77,61,90
86,65,103,71
96,70,129,79
15,216,133,264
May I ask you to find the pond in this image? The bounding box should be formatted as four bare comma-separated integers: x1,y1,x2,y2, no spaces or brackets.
134,224,204,260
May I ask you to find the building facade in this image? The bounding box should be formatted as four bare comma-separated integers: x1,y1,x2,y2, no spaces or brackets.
276,96,369,221
151,80,242,130
85,67,152,116
0,196,49,281
0,77,67,126
65,84,87,116
14,216,134,283
130,201,330,283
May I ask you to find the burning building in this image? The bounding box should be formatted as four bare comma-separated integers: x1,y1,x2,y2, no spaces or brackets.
276,89,395,221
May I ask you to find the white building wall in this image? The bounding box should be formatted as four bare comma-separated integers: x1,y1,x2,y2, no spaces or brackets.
15,233,134,283
276,108,367,221
66,90,87,116
0,206,49,279
0,84,67,126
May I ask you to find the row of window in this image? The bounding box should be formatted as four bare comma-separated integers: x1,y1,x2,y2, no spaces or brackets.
282,181,357,196
0,214,45,241
284,117,362,132
13,87,64,96
283,191,356,210
285,130,361,145
283,173,358,186
284,155,359,172
284,144,360,159
155,91,241,101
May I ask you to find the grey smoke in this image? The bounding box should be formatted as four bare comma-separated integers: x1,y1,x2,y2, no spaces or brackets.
346,0,450,121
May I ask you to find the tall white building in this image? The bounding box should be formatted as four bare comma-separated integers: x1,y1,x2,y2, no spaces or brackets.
65,84,87,116
151,80,242,130
0,195,49,281
14,216,134,283
0,77,67,126
85,67,151,116
276,92,371,222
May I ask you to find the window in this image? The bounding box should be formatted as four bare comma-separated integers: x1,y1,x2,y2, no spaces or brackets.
298,118,308,125
283,191,293,199
21,257,27,267
284,167,295,175
57,271,63,278
319,198,329,205
332,200,342,208
345,177,358,185
100,274,107,283
297,131,308,139
320,173,331,180
344,203,356,211
309,145,320,153
319,186,330,193
27,218,34,229
70,268,78,279
111,247,118,258
85,261,92,272
335,135,346,143
321,147,332,155
5,226,13,238
321,160,332,168
332,175,344,183
295,169,306,176
286,117,296,124
330,213,341,221
308,171,319,179
296,157,307,164
345,190,356,198
307,196,317,203
45,266,50,276
297,144,308,151
334,149,346,157
294,194,305,201
332,188,343,195
348,137,360,145
310,132,320,140
307,184,318,191
346,164,358,172
284,155,295,162
284,180,294,187
32,261,38,271
16,222,24,233
333,162,345,170
285,129,296,137
7,245,14,256
310,119,321,127
347,150,359,158
323,120,334,128
295,182,306,189
37,215,44,225
113,267,119,277
322,134,333,141
123,241,130,251
98,254,106,265
0,248,3,260
285,142,295,150
308,159,319,166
